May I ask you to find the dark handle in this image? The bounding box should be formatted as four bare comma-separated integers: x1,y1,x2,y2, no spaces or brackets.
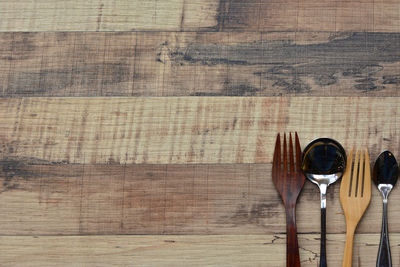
320,207,327,267
285,204,301,267
377,201,391,267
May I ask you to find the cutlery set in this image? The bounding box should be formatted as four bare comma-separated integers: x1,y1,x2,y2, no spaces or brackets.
272,133,399,267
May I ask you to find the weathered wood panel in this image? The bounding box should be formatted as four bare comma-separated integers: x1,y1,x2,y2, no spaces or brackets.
0,162,398,235
1,32,399,97
1,97,399,164
218,0,400,32
1,0,400,32
0,234,399,266
0,0,218,32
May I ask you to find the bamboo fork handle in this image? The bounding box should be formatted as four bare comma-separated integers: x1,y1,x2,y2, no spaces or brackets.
342,224,356,267
285,204,301,267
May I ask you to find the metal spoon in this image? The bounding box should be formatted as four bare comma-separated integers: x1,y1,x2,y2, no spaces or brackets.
301,138,346,267
373,151,398,267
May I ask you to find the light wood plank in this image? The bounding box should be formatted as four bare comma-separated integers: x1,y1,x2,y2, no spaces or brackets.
0,163,399,235
1,97,400,164
1,32,400,97
1,0,400,32
0,234,399,266
0,0,218,32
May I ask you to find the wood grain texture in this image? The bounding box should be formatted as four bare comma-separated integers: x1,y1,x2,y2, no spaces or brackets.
0,0,219,32
0,162,399,235
0,234,399,266
1,97,400,164
1,0,400,32
219,0,400,32
1,32,400,97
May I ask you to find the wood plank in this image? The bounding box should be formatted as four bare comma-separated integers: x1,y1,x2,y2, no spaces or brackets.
1,97,400,164
219,0,400,32
0,234,399,266
0,162,399,235
1,32,400,97
0,0,219,32
1,0,400,32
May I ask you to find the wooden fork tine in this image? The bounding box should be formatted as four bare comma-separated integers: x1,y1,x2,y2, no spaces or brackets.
273,133,281,178
341,149,353,197
289,133,295,173
283,133,287,174
351,150,360,197
363,149,371,198
357,149,364,197
295,132,301,173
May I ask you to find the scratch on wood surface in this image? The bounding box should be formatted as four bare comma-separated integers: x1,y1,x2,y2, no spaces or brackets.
96,2,104,31
180,0,186,31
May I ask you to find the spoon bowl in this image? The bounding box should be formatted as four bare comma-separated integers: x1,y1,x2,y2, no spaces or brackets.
373,151,398,187
301,138,346,267
302,138,346,187
373,151,399,267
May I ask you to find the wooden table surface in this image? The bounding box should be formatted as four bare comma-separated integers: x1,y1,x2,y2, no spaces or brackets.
1,1,400,266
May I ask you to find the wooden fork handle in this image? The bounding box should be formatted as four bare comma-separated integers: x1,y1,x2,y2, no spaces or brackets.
342,225,355,267
285,204,301,267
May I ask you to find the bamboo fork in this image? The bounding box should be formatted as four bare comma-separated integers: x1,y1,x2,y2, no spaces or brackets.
340,149,371,267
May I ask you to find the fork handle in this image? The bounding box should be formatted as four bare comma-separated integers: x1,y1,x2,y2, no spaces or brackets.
320,207,327,267
285,204,301,267
377,201,391,267
342,225,355,267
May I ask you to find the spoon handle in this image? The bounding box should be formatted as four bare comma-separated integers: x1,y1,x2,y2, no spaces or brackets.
377,200,391,267
285,204,301,267
320,207,327,267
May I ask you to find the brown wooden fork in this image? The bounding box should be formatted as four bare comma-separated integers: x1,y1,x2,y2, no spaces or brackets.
272,132,305,267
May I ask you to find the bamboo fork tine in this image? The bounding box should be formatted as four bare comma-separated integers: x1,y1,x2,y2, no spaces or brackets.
356,150,364,197
363,149,371,198
351,150,360,197
341,149,353,197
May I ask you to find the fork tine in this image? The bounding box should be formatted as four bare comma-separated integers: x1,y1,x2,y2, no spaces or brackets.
363,149,371,198
283,133,288,174
341,149,353,197
289,133,295,173
272,133,281,179
295,132,301,173
351,150,360,197
356,149,364,197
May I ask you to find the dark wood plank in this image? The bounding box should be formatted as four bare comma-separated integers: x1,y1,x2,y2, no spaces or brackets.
219,0,399,32
1,32,399,97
